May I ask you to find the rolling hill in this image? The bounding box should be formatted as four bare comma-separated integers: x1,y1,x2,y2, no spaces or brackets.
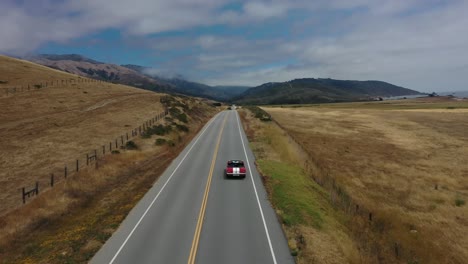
0,54,219,263
22,54,420,104
24,54,250,101
121,65,250,101
0,54,170,215
25,54,174,93
233,78,421,105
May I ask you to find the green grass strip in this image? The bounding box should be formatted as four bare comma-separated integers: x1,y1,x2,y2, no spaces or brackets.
257,159,323,228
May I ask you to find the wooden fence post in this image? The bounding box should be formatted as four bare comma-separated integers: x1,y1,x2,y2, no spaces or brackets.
110,142,112,151
50,173,54,187
65,166,68,178
126,133,129,141
76,159,79,172
87,154,89,165
22,188,26,204
115,139,118,148
103,145,105,155
121,135,124,145
36,181,39,194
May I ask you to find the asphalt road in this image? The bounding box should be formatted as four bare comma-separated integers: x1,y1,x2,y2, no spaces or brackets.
91,110,294,264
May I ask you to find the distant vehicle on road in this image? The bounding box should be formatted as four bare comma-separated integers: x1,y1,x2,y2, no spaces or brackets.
229,104,237,110
225,160,246,178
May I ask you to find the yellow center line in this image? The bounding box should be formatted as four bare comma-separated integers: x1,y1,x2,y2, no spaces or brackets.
187,112,228,264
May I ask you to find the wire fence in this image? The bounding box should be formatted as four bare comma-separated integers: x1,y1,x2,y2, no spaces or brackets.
21,109,169,205
251,112,411,262
1,78,110,97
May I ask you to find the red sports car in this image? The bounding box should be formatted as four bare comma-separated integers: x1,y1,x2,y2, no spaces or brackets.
225,160,247,178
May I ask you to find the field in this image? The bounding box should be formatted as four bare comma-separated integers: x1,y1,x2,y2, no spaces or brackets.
239,109,359,264
262,97,468,263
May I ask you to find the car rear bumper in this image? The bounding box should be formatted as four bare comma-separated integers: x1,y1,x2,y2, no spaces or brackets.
226,173,246,178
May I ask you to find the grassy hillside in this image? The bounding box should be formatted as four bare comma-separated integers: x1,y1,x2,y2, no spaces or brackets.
0,55,219,263
234,78,421,105
26,54,174,93
0,55,171,215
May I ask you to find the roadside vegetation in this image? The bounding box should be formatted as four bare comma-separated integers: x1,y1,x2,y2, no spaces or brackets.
257,96,468,263
239,108,359,264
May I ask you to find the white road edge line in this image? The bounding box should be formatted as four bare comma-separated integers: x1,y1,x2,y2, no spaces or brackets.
235,111,278,264
108,113,220,264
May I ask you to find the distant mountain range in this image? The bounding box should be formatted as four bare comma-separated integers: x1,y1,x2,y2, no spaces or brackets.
23,54,421,104
25,54,249,101
121,64,250,101
233,78,421,105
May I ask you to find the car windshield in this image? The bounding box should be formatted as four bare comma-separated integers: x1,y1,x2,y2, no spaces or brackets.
228,161,243,167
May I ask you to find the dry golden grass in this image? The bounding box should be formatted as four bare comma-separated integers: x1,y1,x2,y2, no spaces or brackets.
263,98,468,263
0,56,169,215
0,57,219,262
239,109,360,264
0,55,82,89
0,100,216,262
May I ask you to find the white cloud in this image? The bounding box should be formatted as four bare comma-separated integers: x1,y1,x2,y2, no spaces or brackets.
0,0,467,92
201,1,468,92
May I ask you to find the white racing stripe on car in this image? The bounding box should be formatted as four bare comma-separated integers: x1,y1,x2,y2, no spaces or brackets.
234,167,239,175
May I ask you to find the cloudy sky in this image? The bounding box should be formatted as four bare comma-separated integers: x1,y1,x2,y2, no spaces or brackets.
1,0,467,92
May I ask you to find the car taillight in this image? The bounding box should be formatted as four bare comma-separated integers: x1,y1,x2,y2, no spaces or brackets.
240,168,246,173
227,168,233,173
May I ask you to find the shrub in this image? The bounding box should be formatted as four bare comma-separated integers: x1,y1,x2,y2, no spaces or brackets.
111,150,120,154
160,95,175,107
155,138,166,146
143,124,173,138
125,141,138,150
150,124,167,136
176,113,188,123
141,132,151,139
455,198,465,207
174,101,189,111
167,140,175,147
169,107,182,116
175,124,189,132
245,106,272,122
34,84,42,89
0,80,7,84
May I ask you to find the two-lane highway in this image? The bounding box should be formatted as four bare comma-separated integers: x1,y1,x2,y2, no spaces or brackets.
91,111,294,264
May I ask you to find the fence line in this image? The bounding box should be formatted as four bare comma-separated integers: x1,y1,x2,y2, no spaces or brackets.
1,78,110,97
261,114,407,261
21,108,169,205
